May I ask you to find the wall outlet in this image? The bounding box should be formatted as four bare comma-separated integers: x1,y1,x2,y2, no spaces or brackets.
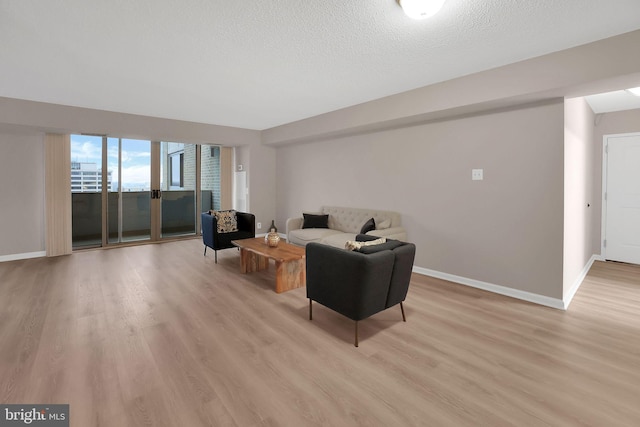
257,222,262,230
472,169,484,181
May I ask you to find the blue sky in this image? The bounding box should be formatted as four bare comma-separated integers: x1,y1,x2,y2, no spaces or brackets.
70,135,151,189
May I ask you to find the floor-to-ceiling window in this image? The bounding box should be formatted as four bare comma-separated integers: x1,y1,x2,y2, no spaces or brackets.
108,137,152,243
71,135,225,249
70,135,104,248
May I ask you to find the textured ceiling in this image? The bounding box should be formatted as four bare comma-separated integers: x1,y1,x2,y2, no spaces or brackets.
2,0,640,130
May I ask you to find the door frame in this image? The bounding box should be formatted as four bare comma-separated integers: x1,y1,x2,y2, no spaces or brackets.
150,141,161,241
601,131,640,259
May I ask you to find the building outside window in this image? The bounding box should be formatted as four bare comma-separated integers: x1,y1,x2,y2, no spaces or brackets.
70,161,112,192
169,152,184,188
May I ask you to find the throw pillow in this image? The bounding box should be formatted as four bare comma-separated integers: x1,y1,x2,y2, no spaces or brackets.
377,218,391,229
302,213,329,229
360,217,376,234
213,210,238,233
345,237,386,251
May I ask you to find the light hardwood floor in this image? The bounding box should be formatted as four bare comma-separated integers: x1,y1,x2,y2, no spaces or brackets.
1,239,639,426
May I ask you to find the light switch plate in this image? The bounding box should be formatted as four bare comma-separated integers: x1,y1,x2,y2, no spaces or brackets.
472,169,483,180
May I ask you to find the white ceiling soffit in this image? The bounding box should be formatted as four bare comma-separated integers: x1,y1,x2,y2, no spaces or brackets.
585,90,640,114
2,0,640,130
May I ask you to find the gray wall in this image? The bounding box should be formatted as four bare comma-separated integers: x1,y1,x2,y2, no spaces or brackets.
233,143,277,233
0,127,45,257
276,101,565,299
246,143,277,233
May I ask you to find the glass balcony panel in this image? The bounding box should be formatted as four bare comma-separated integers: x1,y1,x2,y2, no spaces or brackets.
71,192,102,248
121,191,151,241
161,190,195,236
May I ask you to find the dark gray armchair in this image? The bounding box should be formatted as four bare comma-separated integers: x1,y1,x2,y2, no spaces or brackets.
306,234,416,346
201,211,255,263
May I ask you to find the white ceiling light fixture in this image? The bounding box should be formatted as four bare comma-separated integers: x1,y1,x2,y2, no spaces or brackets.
626,87,640,96
397,0,446,20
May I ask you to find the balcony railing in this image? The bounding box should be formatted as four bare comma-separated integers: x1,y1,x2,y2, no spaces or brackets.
72,190,213,248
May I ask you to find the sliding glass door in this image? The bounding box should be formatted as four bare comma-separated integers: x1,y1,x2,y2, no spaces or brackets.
108,137,152,243
160,142,196,237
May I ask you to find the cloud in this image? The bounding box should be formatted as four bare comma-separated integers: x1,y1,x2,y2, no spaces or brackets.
121,150,151,162
70,138,102,163
121,164,151,188
106,144,151,164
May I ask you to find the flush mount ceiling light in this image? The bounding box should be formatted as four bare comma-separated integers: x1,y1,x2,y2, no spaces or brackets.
626,87,640,96
397,0,446,20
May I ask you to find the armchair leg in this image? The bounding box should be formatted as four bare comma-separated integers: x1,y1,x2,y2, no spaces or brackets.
215,250,218,263
204,246,207,256
309,299,313,320
354,321,359,347
400,302,406,322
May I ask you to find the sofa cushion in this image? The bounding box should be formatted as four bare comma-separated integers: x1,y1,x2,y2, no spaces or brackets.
302,213,329,229
321,232,358,248
377,218,391,229
289,228,342,246
360,217,376,234
212,210,238,233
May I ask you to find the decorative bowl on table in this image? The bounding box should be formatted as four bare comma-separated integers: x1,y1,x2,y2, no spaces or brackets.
265,231,280,247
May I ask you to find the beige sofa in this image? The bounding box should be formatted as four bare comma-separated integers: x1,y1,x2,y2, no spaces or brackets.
286,206,407,248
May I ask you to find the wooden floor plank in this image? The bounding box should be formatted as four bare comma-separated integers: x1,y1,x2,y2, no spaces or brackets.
1,242,639,426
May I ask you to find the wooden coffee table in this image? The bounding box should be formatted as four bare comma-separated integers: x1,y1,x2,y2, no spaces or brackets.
231,237,306,293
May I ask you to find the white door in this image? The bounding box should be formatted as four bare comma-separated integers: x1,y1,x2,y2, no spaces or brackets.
604,133,640,264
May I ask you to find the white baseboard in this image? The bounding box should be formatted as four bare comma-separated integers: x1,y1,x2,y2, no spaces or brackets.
412,266,566,310
563,254,604,309
0,251,46,263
